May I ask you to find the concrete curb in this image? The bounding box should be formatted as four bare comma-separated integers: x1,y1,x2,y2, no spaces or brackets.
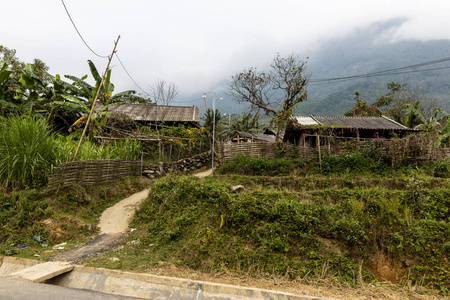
0,256,329,300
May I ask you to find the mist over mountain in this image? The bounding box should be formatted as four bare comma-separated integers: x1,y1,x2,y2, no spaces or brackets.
296,19,450,116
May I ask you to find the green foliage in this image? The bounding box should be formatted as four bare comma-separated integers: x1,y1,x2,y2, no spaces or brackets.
0,177,148,256
55,136,143,162
202,108,222,135
344,91,381,117
115,168,450,292
313,144,389,175
432,159,450,178
0,114,58,188
217,154,299,176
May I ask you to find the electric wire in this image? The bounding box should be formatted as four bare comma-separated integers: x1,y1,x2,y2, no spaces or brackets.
172,97,204,104
309,56,450,85
115,53,151,96
60,0,109,59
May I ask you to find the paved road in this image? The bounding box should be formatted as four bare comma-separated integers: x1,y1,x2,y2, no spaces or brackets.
0,278,146,300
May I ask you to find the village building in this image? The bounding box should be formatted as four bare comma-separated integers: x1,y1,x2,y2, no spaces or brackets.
284,115,419,147
101,103,200,128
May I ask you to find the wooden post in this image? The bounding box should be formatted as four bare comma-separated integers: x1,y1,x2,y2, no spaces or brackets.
317,133,322,173
158,140,161,161
189,140,192,157
140,151,144,176
73,36,120,161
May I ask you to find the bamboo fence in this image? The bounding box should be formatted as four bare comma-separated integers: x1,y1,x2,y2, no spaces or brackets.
46,160,141,191
217,142,318,161
217,139,450,163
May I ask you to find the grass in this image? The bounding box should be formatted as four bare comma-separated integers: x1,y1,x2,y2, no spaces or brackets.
0,114,58,188
0,176,150,260
0,114,144,189
83,168,449,294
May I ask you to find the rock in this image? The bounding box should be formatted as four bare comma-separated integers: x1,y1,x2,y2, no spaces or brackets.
229,185,245,193
52,242,67,250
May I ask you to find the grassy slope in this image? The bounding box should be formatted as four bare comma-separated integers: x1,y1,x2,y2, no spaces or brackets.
84,156,449,296
0,176,150,260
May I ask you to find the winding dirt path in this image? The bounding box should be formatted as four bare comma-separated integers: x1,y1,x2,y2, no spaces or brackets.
49,188,150,263
50,170,211,263
98,189,150,234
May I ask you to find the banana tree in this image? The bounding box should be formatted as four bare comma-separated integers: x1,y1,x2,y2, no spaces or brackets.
0,62,53,116
52,60,136,134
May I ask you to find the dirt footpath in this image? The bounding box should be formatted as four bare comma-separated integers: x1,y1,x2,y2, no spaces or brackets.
98,189,150,234
50,170,210,263
49,188,150,263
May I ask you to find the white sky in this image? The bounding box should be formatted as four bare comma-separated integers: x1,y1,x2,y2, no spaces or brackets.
3,0,450,106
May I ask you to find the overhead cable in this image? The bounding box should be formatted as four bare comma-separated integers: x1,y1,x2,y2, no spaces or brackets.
115,53,151,96
309,56,450,85
60,0,109,59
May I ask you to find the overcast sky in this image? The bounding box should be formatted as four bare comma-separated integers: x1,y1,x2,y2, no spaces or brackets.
3,0,450,108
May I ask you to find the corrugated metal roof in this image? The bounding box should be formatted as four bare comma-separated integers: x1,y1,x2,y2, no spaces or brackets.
235,131,276,142
294,116,319,126
293,115,410,130
104,104,200,123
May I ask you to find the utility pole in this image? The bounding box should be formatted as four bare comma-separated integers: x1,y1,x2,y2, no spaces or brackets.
73,36,120,161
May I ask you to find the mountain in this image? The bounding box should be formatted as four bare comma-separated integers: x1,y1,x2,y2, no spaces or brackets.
296,19,450,116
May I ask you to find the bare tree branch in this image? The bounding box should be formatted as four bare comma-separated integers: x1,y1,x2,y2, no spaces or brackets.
227,53,309,141
149,78,179,106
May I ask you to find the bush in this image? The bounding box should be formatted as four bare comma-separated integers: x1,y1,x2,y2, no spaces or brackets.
314,145,390,175
218,155,300,176
433,159,450,178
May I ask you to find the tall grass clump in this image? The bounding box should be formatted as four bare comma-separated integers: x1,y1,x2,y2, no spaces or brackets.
54,136,143,162
0,114,58,188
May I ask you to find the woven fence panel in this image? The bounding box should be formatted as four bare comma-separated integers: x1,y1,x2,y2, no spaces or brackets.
217,141,450,163
217,142,319,161
46,160,141,191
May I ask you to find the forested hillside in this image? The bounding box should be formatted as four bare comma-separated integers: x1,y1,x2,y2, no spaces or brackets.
297,19,450,116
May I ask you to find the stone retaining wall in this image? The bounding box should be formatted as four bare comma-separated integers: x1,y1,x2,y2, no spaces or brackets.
142,151,212,179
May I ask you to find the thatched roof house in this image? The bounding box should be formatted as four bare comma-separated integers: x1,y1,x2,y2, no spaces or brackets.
284,115,419,147
100,104,200,127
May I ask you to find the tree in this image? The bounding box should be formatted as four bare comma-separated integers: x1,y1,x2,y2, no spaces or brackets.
202,108,222,135
52,60,137,134
0,46,52,117
149,78,178,106
374,82,440,125
344,91,381,117
227,53,308,140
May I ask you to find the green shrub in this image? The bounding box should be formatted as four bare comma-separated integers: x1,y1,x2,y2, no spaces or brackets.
313,144,390,175
218,155,299,176
433,159,450,178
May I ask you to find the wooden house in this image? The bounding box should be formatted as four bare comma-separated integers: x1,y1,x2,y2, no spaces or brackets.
100,104,200,128
284,115,419,147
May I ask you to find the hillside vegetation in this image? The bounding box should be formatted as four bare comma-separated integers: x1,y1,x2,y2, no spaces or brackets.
299,20,450,116
84,153,449,298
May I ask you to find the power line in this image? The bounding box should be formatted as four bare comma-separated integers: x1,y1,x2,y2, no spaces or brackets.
115,53,151,96
173,97,204,104
60,0,108,59
309,56,450,85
